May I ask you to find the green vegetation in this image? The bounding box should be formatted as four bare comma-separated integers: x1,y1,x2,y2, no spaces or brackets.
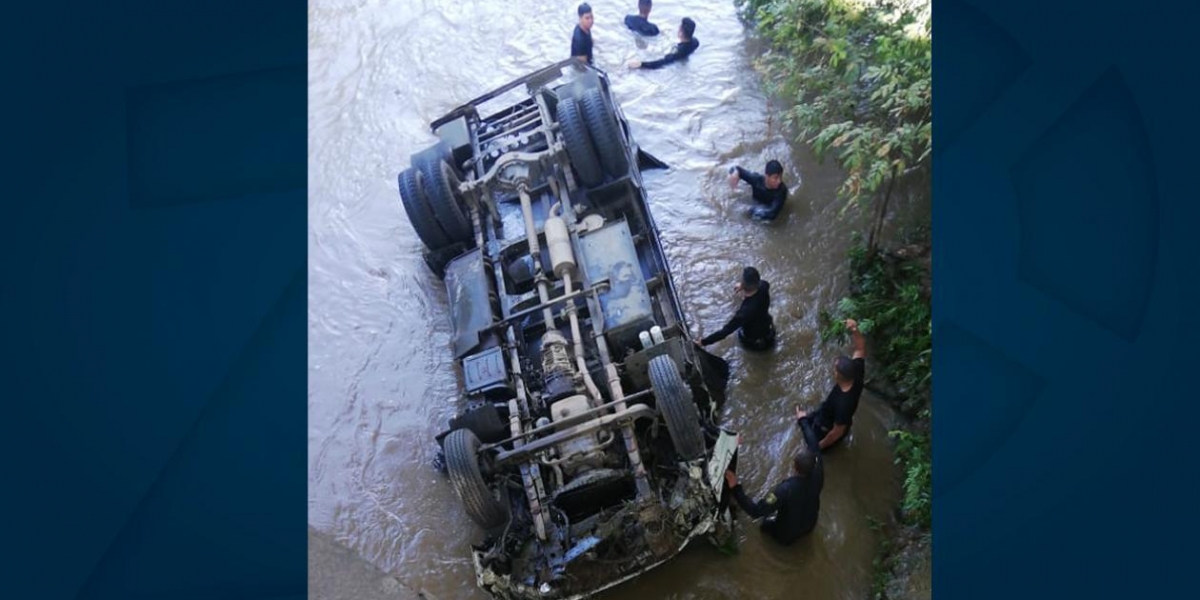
889,429,931,528
738,0,932,530
866,517,893,597
821,235,931,528
736,1,934,592
822,236,930,405
737,0,931,254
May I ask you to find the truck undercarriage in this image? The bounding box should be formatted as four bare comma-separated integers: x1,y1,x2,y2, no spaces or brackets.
396,60,737,599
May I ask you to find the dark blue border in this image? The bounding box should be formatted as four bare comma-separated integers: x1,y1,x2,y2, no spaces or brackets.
2,2,306,598
936,0,1200,597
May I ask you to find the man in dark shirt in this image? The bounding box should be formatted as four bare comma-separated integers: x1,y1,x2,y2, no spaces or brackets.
624,0,659,36
696,266,776,351
628,17,699,70
727,159,790,221
724,415,824,545
800,318,867,449
572,3,595,65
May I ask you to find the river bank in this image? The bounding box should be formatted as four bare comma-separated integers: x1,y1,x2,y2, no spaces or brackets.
310,0,913,596
734,0,932,596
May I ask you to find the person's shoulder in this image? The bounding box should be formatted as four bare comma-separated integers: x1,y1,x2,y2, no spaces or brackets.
779,475,803,493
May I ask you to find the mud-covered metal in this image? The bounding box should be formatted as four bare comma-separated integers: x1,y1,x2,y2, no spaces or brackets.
577,219,654,337
444,249,494,358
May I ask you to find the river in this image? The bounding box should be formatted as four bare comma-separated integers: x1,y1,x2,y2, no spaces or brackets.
309,1,902,598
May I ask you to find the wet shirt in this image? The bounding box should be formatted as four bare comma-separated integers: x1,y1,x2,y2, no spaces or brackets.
731,419,824,544
640,38,699,69
572,25,594,65
701,280,773,345
815,357,866,431
733,166,788,221
624,14,659,36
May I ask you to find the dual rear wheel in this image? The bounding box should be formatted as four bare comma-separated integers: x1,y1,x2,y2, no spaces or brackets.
397,147,474,276
556,86,630,188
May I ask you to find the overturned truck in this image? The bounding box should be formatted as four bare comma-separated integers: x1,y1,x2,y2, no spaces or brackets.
396,60,738,600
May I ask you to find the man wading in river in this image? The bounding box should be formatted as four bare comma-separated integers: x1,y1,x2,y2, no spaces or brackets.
723,413,824,545
624,0,659,36
628,17,699,69
571,3,595,66
799,318,867,450
695,266,776,351
727,159,790,221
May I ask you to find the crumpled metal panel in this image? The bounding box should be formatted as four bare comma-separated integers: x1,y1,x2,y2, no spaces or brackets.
577,220,653,334
444,249,494,358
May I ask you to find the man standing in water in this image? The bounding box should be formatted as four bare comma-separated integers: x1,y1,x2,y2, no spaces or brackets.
624,0,659,36
628,17,699,69
727,159,790,221
572,4,595,66
723,414,824,545
799,318,867,450
695,266,776,351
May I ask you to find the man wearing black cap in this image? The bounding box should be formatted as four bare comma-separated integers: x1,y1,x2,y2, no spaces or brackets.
799,318,867,449
572,4,595,66
723,412,824,545
727,159,790,221
696,267,776,351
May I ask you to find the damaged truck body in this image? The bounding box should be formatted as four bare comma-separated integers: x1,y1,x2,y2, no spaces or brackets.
396,60,738,600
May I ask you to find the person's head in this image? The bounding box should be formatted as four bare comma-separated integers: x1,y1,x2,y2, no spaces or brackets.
765,159,784,189
578,3,594,30
833,354,859,384
679,17,696,41
792,447,816,476
638,0,652,18
740,266,760,295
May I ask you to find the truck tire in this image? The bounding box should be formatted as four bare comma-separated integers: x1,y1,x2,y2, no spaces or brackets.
648,355,705,460
556,96,604,187
579,87,629,177
398,167,451,250
417,156,474,245
444,428,509,529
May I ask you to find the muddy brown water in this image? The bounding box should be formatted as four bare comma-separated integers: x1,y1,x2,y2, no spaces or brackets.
309,1,904,598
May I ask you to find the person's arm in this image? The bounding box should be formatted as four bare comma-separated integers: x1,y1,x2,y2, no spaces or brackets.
733,166,765,188
847,319,866,359
700,314,743,345
798,415,822,452
818,423,847,450
700,305,747,346
640,47,683,69
726,472,782,520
